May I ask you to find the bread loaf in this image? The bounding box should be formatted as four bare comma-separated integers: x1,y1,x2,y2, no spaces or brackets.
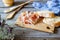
37,11,55,18
43,16,60,27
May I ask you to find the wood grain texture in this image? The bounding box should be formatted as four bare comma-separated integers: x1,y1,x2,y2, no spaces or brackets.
0,0,60,38
1,7,60,38
15,12,55,33
14,37,60,40
0,0,48,7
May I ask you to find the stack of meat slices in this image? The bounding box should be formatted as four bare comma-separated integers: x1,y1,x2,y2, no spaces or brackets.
19,11,43,24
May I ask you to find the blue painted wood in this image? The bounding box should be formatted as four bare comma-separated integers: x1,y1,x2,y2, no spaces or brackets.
0,0,48,7
0,0,60,38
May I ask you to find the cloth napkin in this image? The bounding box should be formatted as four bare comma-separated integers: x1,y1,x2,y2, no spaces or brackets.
32,0,60,16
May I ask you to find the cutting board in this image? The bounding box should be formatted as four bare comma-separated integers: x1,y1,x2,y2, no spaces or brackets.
15,17,55,33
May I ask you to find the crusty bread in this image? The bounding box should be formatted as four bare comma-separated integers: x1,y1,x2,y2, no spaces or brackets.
43,16,60,27
37,11,55,18
15,16,55,33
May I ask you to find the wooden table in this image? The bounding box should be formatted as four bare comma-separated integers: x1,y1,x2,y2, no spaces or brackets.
0,0,60,40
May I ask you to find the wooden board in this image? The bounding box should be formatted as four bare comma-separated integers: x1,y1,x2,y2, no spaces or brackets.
15,16,55,33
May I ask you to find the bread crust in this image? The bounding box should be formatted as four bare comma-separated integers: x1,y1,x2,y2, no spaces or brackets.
43,16,60,27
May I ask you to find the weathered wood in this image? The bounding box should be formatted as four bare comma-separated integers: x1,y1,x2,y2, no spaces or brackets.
13,28,60,37
14,37,60,40
1,11,60,38
0,0,60,38
0,8,38,19
0,0,48,7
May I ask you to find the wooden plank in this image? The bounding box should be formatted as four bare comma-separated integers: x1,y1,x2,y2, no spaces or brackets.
0,3,33,8
0,8,39,19
13,27,60,37
0,0,48,7
0,0,60,38
14,37,60,40
0,8,60,37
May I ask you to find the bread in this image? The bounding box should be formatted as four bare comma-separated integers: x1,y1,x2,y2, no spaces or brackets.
37,11,55,18
43,16,60,27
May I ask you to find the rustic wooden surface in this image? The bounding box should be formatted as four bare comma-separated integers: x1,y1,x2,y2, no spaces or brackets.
0,0,60,40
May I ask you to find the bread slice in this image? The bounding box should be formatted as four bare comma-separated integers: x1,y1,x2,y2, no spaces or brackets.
43,16,60,27
37,11,55,18
15,16,55,33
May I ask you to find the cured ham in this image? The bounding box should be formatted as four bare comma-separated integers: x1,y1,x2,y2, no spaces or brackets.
19,11,40,24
